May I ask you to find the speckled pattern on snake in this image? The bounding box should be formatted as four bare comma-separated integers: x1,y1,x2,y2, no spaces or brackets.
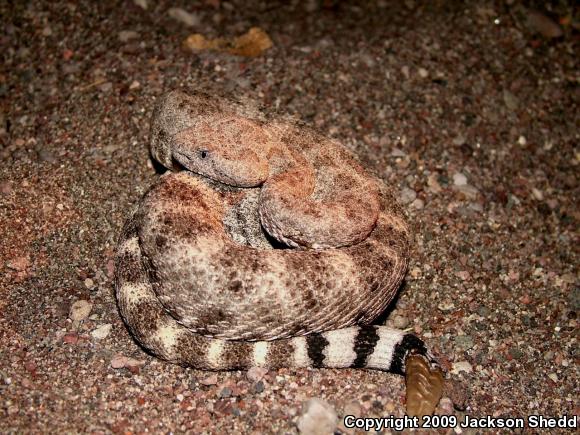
115,89,444,416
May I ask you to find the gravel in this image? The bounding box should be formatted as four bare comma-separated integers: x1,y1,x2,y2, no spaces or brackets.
1,0,578,433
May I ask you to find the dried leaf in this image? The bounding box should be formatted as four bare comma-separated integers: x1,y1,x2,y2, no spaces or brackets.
183,34,225,52
183,27,273,58
228,27,273,57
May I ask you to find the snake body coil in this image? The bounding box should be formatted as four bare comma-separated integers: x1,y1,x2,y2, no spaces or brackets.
115,90,443,416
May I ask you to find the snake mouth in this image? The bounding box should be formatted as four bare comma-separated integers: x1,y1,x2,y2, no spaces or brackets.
173,150,257,188
172,151,199,174
173,150,196,168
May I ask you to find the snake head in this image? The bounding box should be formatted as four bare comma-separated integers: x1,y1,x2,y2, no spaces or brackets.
171,116,270,188
150,90,269,187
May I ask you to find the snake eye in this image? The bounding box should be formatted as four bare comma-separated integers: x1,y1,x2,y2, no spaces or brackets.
200,150,209,159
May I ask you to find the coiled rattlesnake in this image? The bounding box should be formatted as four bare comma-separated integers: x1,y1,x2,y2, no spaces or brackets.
115,90,443,416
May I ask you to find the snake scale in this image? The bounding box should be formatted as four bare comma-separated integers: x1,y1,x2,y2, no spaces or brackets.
115,90,444,416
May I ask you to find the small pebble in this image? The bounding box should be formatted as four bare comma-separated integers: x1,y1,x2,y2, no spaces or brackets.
118,30,139,43
418,67,429,78
531,187,543,201
62,49,74,61
518,135,527,146
452,134,466,146
200,374,218,386
297,398,338,435
247,366,268,382
453,172,468,186
253,380,265,393
409,266,422,278
63,332,79,345
133,0,148,9
91,323,112,340
548,373,558,382
455,184,479,200
392,315,410,329
400,187,417,204
69,300,92,322
436,397,455,415
438,300,455,311
452,361,473,374
219,387,232,398
83,278,94,288
111,354,129,369
390,147,407,157
456,270,471,281
427,173,442,193
124,358,144,374
99,82,113,93
24,361,36,373
412,198,424,210
168,7,200,27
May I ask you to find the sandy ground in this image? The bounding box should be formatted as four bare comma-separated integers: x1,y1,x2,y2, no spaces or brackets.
1,1,578,433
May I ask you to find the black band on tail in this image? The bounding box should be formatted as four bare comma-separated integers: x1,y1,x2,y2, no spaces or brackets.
389,334,428,375
351,326,380,368
306,333,329,368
